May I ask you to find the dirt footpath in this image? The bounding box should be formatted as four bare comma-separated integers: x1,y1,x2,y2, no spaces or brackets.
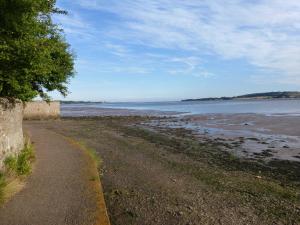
0,121,110,225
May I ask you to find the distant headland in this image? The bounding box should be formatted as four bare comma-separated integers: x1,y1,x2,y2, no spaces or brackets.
61,101,104,104
182,91,300,102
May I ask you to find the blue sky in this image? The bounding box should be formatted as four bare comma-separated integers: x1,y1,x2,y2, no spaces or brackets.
52,0,300,102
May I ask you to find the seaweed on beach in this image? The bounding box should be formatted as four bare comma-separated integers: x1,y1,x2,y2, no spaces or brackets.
64,116,300,186
114,121,300,186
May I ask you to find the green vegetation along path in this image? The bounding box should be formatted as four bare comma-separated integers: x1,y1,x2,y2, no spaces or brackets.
0,121,110,225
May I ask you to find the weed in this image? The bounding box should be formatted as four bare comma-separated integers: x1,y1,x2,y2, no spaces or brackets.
0,141,34,205
4,142,35,176
4,156,17,173
16,143,35,175
0,173,6,203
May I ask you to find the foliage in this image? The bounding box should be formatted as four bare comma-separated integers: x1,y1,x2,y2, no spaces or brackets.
0,0,74,101
4,142,35,176
3,156,17,173
0,141,34,205
0,173,5,203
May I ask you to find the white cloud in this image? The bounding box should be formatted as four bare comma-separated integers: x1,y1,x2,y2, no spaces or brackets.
54,12,95,40
104,43,132,57
74,0,300,82
76,59,150,75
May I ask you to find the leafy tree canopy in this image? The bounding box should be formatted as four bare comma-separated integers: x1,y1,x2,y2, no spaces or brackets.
0,0,74,101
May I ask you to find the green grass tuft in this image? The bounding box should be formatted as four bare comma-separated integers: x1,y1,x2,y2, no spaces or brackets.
0,140,35,205
4,156,18,173
16,142,35,175
4,142,35,176
0,173,6,203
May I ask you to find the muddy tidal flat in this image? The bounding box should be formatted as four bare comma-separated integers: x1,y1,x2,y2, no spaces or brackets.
145,113,300,162
39,113,300,225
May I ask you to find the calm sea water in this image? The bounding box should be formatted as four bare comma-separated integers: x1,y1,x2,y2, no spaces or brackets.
62,99,300,116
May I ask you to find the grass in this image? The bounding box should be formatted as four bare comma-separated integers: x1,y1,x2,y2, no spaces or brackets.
84,144,102,169
0,173,6,203
0,140,35,205
4,141,35,176
62,136,103,173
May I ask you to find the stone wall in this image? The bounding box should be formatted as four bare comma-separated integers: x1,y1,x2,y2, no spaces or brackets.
24,101,60,120
0,99,24,169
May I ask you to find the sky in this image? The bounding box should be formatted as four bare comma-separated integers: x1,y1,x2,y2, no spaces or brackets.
52,0,300,102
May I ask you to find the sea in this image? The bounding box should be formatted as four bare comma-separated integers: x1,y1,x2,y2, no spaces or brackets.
61,99,300,117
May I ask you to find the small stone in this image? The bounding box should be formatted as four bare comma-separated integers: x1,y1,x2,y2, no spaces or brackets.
187,206,194,211
176,211,184,216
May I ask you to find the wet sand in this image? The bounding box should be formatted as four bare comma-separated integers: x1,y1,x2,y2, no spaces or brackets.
61,103,300,162
62,105,300,162
61,106,180,117
144,113,300,162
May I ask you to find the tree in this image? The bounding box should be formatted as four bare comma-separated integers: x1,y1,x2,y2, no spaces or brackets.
0,0,74,102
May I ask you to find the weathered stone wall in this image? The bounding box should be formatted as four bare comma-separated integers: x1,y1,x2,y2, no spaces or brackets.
0,99,24,169
24,101,60,120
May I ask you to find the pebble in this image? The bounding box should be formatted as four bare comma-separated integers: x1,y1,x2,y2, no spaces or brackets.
176,211,184,216
187,206,194,211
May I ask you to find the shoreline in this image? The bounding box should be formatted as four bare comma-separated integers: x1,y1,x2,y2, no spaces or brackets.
62,109,300,163
61,106,300,118
61,106,182,117
61,98,300,118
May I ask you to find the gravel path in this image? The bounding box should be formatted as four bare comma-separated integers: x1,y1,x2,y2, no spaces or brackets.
0,121,110,225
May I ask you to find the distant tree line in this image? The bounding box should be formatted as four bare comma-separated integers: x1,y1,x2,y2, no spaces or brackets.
182,92,300,102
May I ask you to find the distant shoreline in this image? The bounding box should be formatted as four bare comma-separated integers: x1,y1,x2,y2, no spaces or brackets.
60,92,300,104
61,101,104,104
182,91,300,102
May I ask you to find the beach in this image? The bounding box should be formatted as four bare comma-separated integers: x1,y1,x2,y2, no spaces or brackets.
2,1,299,224
39,110,300,225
